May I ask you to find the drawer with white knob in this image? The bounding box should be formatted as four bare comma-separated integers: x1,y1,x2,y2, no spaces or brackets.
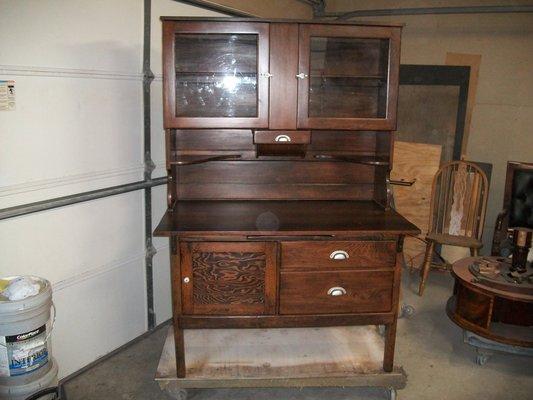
279,270,394,315
253,130,310,144
281,240,396,271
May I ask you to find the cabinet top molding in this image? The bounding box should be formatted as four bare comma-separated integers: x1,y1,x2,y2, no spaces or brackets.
160,16,404,28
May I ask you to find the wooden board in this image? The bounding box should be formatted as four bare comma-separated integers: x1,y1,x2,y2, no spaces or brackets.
154,200,420,237
391,141,442,269
156,326,406,389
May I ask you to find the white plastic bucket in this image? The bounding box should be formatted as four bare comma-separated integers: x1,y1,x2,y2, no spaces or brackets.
0,357,58,400
0,276,56,398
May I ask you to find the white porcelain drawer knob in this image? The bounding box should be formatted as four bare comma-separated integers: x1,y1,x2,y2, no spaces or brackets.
330,250,349,260
183,277,190,283
274,134,291,142
327,287,347,296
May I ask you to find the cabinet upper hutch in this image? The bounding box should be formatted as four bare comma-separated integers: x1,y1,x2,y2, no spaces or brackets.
156,18,417,381
162,19,400,130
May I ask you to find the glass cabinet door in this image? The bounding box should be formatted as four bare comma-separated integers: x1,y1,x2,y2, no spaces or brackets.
297,24,401,130
163,21,269,128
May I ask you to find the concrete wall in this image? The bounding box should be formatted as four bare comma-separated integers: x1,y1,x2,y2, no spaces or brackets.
326,0,533,250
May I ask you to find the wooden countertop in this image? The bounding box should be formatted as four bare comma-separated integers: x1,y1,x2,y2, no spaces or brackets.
154,200,419,237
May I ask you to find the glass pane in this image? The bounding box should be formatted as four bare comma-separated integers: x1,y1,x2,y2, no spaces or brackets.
309,37,389,119
174,33,258,118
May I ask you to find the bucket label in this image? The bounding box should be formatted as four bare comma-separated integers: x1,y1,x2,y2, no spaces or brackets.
0,325,49,377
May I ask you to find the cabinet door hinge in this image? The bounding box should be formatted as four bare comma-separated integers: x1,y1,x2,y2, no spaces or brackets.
170,237,178,255
396,236,405,253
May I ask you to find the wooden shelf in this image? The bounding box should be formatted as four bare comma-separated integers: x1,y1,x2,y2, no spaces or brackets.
154,200,420,236
311,74,386,79
175,71,257,76
170,154,242,166
314,154,390,166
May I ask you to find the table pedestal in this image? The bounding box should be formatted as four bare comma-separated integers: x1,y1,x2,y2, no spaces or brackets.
447,257,533,364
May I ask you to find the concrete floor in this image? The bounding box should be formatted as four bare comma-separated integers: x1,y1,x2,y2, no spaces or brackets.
64,270,533,399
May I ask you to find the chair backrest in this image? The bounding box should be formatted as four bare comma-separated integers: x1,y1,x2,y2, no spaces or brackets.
504,161,533,230
428,160,489,240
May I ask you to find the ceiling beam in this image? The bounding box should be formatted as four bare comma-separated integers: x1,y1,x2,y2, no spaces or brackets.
322,5,533,20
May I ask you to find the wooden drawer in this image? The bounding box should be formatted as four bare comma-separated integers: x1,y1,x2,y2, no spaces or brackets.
279,270,394,315
281,240,396,270
254,130,310,144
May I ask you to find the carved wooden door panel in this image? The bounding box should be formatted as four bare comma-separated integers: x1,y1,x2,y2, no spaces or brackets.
180,242,277,315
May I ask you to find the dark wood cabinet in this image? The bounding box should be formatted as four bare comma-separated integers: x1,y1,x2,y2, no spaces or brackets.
155,17,418,380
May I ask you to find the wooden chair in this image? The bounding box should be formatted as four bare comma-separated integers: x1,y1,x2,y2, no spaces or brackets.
418,161,489,295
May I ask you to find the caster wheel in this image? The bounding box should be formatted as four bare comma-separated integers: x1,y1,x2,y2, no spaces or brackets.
177,389,188,400
476,353,490,366
165,388,188,400
475,349,492,366
388,388,397,400
476,354,488,365
400,304,415,319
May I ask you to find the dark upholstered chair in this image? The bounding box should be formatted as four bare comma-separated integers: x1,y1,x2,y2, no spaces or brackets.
491,161,533,258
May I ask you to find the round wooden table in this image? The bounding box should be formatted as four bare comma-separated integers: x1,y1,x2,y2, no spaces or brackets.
447,257,533,349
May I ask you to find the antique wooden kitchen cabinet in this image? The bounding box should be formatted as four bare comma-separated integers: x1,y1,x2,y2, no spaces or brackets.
154,17,419,389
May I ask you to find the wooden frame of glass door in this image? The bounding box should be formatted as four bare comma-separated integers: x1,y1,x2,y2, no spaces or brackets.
162,21,270,129
297,24,401,130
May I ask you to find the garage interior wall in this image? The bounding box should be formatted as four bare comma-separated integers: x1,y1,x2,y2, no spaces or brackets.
325,0,533,250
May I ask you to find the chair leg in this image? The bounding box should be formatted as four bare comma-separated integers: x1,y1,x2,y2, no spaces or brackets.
470,247,479,257
419,240,435,296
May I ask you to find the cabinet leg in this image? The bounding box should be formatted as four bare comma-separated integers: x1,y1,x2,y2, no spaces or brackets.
383,320,397,372
470,247,479,257
174,325,186,378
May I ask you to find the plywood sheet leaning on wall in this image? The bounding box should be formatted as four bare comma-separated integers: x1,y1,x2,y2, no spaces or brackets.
391,141,442,269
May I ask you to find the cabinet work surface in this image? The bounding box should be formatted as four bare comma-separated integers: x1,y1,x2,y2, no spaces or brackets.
155,200,419,236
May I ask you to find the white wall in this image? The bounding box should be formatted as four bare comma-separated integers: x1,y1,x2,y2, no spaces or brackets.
0,0,224,379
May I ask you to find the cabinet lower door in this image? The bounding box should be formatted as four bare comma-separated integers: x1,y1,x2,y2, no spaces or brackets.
180,242,277,315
